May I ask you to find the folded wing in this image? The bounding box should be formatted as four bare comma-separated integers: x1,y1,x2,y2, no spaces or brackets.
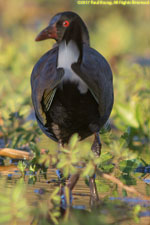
72,44,114,126
31,47,64,140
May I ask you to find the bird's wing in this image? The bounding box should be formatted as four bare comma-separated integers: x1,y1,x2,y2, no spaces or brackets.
72,44,114,125
31,47,64,140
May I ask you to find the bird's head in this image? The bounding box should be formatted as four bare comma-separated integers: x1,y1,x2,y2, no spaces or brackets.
35,11,89,45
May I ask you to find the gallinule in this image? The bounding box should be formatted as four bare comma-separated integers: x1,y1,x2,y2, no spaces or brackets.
31,11,114,204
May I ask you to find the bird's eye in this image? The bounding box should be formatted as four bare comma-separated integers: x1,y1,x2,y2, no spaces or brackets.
63,20,70,27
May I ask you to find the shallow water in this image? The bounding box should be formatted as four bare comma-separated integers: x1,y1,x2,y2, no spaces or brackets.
0,163,150,224
0,135,150,224
0,167,90,207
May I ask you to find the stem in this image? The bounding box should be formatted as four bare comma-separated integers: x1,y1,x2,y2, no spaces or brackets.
96,169,150,200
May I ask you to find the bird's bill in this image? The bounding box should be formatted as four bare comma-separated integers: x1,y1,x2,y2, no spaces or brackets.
35,25,57,41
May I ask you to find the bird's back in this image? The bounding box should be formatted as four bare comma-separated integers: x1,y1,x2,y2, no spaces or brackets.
31,44,113,144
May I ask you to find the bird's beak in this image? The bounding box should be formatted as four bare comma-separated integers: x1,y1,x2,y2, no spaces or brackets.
35,24,57,41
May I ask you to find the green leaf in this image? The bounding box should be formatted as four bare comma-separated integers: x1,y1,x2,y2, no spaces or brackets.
122,189,127,197
120,174,137,185
102,164,114,172
96,179,110,193
82,163,95,177
68,133,79,149
119,159,139,173
17,161,26,173
99,152,113,164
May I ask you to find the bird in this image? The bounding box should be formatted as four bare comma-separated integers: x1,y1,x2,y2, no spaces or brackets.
31,11,114,203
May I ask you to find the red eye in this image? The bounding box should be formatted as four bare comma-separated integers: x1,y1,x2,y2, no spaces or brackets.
63,20,70,27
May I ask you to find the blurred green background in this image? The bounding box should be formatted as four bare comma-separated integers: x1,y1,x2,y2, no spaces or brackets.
0,1,150,224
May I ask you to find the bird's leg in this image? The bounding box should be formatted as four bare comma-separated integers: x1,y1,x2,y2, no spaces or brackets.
57,141,80,206
89,174,99,206
66,172,80,190
89,132,101,206
56,141,67,184
60,172,80,208
91,132,101,157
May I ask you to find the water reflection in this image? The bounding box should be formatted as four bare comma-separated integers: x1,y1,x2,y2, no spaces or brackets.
0,163,150,223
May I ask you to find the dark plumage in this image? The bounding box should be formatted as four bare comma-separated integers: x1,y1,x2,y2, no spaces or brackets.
31,12,113,144
31,11,114,202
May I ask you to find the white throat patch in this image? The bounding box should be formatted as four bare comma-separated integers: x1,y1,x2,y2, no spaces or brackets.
57,40,88,94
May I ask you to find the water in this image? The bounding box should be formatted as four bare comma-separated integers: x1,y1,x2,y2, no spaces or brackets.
0,164,150,224
0,166,90,207
0,133,150,224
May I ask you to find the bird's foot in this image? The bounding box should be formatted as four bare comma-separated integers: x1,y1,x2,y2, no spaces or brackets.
55,169,69,185
89,133,101,206
60,187,73,208
57,171,80,207
60,173,80,208
89,175,100,207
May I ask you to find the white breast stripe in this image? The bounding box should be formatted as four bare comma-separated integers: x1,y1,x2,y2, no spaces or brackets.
57,40,88,94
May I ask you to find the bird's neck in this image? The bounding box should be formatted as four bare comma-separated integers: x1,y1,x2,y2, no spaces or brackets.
57,40,88,94
60,19,89,63
57,40,80,69
63,18,89,47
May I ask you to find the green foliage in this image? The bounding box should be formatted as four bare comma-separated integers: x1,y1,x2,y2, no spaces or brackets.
96,179,111,193
0,178,29,224
17,161,27,177
133,205,141,223
0,1,150,224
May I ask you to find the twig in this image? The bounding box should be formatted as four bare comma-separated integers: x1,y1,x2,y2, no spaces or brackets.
0,148,33,160
96,169,150,200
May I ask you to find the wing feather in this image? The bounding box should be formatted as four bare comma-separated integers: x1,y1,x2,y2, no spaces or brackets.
43,88,57,112
31,47,64,140
72,44,114,125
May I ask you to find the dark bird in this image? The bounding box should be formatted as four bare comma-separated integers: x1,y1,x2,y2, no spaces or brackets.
31,11,114,203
